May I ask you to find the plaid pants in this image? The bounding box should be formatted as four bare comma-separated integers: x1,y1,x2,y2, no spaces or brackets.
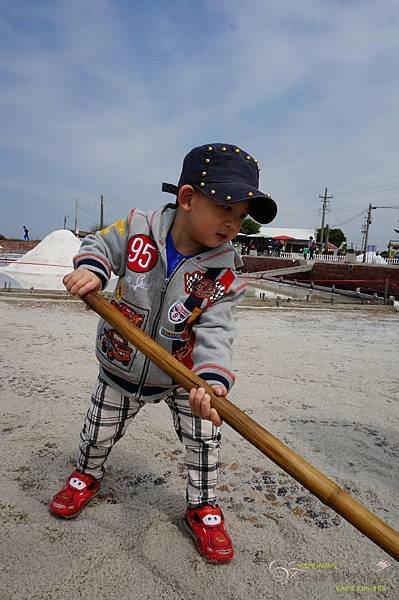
77,375,221,507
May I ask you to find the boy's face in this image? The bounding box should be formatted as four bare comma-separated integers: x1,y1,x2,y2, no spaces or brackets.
178,187,250,250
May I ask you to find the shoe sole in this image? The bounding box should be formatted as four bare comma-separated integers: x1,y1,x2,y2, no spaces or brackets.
181,517,233,564
49,488,100,519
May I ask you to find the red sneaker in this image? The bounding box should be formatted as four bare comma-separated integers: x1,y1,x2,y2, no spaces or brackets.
184,505,234,563
49,470,100,519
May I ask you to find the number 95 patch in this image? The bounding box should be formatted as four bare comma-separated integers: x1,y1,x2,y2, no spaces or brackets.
127,234,158,272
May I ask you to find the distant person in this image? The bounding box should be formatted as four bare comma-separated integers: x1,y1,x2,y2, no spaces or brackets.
23,226,30,241
249,240,257,256
274,239,282,257
303,245,309,260
48,143,278,564
308,236,316,259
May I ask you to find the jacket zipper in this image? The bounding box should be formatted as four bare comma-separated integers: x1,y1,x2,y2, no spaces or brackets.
136,258,188,398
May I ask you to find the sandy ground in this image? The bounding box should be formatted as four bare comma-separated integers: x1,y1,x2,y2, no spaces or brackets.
0,298,398,600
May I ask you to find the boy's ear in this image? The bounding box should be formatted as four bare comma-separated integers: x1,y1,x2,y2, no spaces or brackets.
177,185,195,212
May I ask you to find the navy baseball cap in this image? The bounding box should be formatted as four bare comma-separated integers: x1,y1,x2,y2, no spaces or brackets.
162,143,277,224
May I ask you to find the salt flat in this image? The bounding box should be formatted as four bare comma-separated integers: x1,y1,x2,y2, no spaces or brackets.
0,299,397,599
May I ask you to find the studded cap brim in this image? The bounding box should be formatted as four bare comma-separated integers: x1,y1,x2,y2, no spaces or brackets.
193,184,277,224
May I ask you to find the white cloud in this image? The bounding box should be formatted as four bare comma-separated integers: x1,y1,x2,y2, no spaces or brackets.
0,0,398,246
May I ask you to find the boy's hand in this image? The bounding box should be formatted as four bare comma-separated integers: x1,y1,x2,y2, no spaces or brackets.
63,268,102,297
188,384,227,427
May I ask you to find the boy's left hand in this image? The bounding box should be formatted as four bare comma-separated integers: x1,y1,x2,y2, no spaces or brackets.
188,385,227,427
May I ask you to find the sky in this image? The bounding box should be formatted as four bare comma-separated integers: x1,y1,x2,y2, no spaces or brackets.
1,0,399,250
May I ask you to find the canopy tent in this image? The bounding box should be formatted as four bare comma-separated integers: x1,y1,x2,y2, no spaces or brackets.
326,241,338,251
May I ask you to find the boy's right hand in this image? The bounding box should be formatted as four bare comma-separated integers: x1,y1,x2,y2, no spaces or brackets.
63,268,102,297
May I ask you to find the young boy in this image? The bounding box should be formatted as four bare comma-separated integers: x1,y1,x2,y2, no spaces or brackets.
49,143,277,563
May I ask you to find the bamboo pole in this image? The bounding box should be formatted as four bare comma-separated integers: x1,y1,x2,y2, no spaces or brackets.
83,291,399,560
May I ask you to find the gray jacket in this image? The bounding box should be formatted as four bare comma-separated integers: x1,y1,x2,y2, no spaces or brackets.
74,206,246,401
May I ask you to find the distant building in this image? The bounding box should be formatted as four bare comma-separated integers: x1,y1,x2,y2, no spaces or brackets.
237,227,317,253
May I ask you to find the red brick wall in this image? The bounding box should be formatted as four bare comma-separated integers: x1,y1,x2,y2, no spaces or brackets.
242,256,301,271
242,256,399,297
0,240,40,253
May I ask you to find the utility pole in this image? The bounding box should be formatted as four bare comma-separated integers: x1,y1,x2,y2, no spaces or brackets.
325,224,330,249
362,203,373,263
74,199,80,235
360,215,367,254
100,194,104,229
318,188,332,247
361,205,399,259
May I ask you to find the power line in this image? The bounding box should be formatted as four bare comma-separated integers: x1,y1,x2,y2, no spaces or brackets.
276,210,322,217
333,176,399,194
330,204,369,212
104,205,123,223
331,209,367,228
334,183,399,196
78,198,98,213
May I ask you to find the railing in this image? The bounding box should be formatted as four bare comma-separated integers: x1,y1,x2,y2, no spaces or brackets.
246,252,399,265
280,252,346,262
